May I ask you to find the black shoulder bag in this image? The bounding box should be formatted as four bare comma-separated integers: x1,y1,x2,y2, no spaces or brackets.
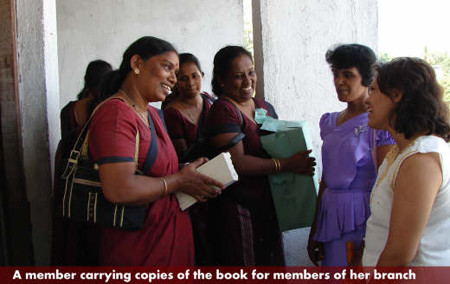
60,98,161,230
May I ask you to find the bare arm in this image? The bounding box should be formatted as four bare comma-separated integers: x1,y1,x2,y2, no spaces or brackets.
307,177,327,266
310,177,328,234
210,132,316,176
99,157,225,206
377,152,442,266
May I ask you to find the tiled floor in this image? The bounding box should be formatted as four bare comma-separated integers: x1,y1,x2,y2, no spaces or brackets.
283,227,315,266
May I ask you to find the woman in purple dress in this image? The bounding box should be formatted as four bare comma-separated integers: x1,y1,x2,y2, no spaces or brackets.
307,44,394,266
206,46,316,266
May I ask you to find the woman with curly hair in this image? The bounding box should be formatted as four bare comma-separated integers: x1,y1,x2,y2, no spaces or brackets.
363,57,450,266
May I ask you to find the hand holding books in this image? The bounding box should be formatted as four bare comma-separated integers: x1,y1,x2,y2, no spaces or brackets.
176,152,238,210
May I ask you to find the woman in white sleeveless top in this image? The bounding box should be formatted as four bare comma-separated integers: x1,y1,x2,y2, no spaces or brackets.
362,57,450,266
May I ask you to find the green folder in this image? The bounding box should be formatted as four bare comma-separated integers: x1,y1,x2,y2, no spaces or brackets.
260,119,319,232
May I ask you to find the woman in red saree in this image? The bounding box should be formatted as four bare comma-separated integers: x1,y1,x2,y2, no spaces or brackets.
88,36,224,266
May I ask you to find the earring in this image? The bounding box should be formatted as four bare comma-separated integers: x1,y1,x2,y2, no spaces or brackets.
134,69,140,75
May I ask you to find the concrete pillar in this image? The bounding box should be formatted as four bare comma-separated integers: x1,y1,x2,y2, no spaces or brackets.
0,0,34,265
15,0,59,265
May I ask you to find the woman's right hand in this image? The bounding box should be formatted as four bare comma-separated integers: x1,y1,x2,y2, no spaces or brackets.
174,157,225,201
307,237,324,266
281,150,316,175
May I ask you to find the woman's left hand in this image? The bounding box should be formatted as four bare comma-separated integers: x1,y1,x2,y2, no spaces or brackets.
281,150,316,175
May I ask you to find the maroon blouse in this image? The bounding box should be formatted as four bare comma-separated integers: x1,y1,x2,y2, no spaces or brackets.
163,93,213,147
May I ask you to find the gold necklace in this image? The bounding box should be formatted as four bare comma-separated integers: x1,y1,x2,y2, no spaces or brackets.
118,89,149,125
223,96,255,120
373,138,418,188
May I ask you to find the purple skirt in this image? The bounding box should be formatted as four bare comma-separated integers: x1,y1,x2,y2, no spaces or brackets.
313,188,371,242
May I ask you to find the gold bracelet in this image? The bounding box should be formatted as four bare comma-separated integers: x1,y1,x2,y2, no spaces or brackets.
160,178,168,197
271,158,280,173
271,158,277,173
276,158,282,172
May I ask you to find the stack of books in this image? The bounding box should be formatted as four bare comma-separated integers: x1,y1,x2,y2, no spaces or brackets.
175,152,238,210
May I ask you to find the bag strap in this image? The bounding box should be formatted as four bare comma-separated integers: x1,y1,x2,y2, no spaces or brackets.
142,111,159,173
62,95,155,179
157,109,167,131
62,96,122,179
69,95,124,158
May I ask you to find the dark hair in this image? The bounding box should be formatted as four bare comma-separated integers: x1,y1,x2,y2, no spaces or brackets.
89,70,116,114
376,57,449,140
161,53,204,109
326,44,376,86
211,46,252,96
179,53,204,75
101,36,177,98
76,60,112,100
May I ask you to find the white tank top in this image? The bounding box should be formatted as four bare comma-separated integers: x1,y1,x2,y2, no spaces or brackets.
363,135,450,266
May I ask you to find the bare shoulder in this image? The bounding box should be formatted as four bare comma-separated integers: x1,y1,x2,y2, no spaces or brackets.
395,152,442,194
400,152,440,173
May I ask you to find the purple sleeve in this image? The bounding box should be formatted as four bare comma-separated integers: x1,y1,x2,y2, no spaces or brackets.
319,112,332,141
376,129,395,147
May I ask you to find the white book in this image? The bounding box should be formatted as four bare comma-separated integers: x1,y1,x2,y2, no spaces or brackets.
175,152,238,210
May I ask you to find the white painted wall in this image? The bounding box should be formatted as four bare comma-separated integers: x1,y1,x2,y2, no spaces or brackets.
57,0,245,109
256,0,377,171
16,0,58,265
253,0,378,266
44,0,60,186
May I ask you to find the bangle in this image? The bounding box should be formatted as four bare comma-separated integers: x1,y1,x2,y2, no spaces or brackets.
271,158,281,173
277,158,282,172
160,178,168,197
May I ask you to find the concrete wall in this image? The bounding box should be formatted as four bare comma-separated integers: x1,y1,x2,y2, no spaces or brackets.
43,0,60,184
0,0,34,265
57,0,245,109
255,0,377,170
15,0,59,265
253,0,378,265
